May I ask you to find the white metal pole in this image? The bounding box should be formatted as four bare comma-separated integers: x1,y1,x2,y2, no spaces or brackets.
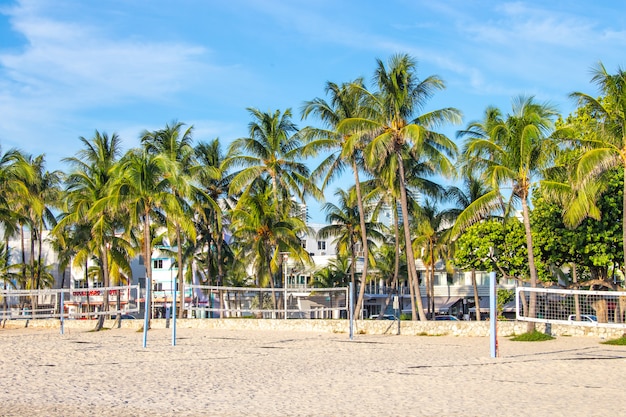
349,282,354,340
284,255,288,320
172,282,177,346
143,277,151,348
60,289,64,335
489,271,497,358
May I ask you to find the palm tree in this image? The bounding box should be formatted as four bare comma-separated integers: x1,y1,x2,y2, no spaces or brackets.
311,254,352,288
412,199,457,319
142,121,198,318
340,54,461,320
230,178,312,315
194,139,235,288
109,148,176,324
570,63,626,275
462,96,559,331
0,148,32,246
58,131,123,329
301,78,375,320
446,176,494,320
317,187,383,317
224,107,322,210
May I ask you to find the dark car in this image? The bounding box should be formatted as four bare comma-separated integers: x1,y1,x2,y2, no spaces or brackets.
120,313,136,319
434,315,459,321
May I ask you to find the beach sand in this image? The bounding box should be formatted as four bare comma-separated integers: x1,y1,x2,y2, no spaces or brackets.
0,326,624,417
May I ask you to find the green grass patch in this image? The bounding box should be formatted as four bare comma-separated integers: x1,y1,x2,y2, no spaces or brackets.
510,330,555,342
601,335,626,345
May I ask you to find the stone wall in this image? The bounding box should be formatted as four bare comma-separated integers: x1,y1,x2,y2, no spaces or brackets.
4,318,626,339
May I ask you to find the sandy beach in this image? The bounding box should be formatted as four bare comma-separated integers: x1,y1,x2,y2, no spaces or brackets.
0,326,624,417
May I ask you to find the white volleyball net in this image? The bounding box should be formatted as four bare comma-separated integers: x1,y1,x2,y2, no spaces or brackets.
0,285,140,320
516,286,626,328
186,285,350,319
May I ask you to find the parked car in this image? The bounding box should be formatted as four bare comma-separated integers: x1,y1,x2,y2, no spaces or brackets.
434,315,459,321
369,314,396,320
567,314,597,322
120,313,136,319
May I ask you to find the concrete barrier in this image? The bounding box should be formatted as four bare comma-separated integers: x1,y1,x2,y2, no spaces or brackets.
3,318,625,338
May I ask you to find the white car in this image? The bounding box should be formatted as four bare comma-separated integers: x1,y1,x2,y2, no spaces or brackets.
567,314,597,323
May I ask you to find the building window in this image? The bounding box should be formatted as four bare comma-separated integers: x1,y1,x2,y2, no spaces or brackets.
301,239,306,249
153,259,163,269
317,241,326,251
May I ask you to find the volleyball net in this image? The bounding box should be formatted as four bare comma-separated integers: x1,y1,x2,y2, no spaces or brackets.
186,285,349,319
0,285,140,320
516,286,626,328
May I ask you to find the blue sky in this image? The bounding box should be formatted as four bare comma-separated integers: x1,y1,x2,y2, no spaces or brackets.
0,0,624,222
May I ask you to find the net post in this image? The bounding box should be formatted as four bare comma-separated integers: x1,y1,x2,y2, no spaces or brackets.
172,283,177,346
60,289,64,335
143,277,151,348
349,282,354,340
490,271,497,358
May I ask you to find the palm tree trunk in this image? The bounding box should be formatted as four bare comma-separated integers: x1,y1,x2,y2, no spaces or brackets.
94,244,110,331
351,160,370,320
397,153,427,321
143,212,152,328
521,196,538,332
622,176,626,278
572,263,581,321
471,270,481,321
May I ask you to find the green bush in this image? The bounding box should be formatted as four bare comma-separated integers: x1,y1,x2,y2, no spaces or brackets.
510,330,555,341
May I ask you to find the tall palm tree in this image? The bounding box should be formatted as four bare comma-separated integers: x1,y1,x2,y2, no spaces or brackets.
317,187,383,315
340,54,461,320
142,121,198,318
194,139,234,288
570,62,626,275
462,96,559,331
301,79,376,320
110,148,175,324
58,131,123,329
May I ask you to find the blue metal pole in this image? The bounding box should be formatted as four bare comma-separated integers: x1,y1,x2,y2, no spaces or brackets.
172,283,176,346
143,277,151,348
490,271,497,358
